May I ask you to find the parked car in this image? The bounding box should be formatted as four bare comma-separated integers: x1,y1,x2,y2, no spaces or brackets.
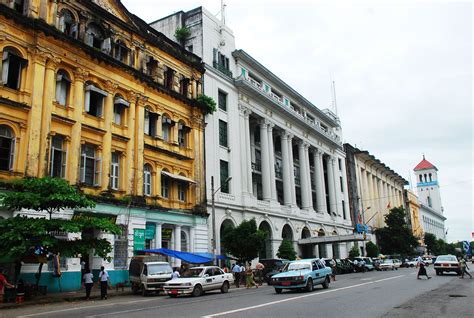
422,257,433,266
163,266,234,297
339,259,354,273
362,257,375,271
378,259,395,271
129,256,173,296
259,258,289,283
392,259,402,269
402,258,418,268
434,255,461,276
271,258,332,294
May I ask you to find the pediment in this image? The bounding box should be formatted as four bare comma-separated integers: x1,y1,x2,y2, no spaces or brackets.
91,0,133,24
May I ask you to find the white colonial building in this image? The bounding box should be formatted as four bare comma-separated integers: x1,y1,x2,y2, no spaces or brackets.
413,157,446,240
152,7,354,260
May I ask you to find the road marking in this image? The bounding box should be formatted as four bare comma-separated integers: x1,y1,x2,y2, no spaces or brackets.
202,275,405,318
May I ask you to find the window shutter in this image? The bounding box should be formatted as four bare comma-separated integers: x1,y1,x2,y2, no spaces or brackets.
1,51,10,85
94,157,102,186
97,98,103,117
101,38,111,54
80,153,86,182
144,111,150,135
61,149,67,178
213,48,217,63
9,137,15,171
70,24,78,38
84,90,90,112
50,147,56,176
58,15,65,32
129,50,135,67
85,32,93,46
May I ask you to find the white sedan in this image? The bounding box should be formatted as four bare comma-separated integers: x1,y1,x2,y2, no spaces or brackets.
163,266,234,297
379,259,395,271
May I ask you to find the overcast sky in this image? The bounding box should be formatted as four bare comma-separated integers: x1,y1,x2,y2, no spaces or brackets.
122,0,472,243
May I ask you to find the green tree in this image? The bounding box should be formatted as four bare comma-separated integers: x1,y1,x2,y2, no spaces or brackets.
365,241,379,258
0,177,95,219
375,207,419,256
221,219,266,263
423,233,437,255
349,245,360,258
277,239,297,260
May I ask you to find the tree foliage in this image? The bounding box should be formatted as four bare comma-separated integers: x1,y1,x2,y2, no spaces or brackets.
277,239,297,261
0,177,95,219
349,245,360,258
174,26,191,43
196,94,217,114
423,233,437,255
365,241,379,258
221,219,266,263
375,207,419,256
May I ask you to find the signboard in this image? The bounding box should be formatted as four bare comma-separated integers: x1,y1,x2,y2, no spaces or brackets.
72,211,117,224
162,228,173,240
133,229,145,251
356,224,368,233
145,223,155,240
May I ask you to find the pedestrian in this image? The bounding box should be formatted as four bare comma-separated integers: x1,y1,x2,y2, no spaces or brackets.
245,265,258,289
458,257,472,279
0,268,14,303
255,262,265,286
82,268,94,300
416,257,431,279
330,257,337,281
232,263,242,288
98,266,111,300
172,268,181,279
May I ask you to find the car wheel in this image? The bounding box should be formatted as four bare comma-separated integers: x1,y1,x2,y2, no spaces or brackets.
131,283,139,294
221,281,230,293
275,288,282,294
141,286,148,297
322,276,330,289
305,278,313,292
435,270,440,276
169,294,178,298
192,285,203,297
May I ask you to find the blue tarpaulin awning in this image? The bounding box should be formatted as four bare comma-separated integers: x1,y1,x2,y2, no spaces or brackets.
138,248,212,264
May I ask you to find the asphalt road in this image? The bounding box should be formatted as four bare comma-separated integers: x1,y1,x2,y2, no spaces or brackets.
3,267,472,318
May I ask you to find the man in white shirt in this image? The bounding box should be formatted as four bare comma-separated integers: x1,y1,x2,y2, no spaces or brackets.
172,268,180,279
98,266,110,300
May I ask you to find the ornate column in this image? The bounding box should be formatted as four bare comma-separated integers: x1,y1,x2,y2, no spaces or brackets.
154,223,162,249
287,135,297,205
326,156,336,215
280,132,292,206
189,227,195,253
304,144,313,210
69,67,88,184
174,225,182,267
313,149,326,213
125,91,137,195
239,105,253,194
340,157,350,219
267,123,277,201
259,120,271,200
135,95,148,196
101,81,117,190
38,56,61,177
298,141,310,209
333,157,342,216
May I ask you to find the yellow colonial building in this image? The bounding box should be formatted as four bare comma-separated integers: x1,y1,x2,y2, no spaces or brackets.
0,0,208,291
404,189,423,245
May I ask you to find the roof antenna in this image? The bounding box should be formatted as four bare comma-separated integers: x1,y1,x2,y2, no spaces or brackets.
330,77,338,115
422,153,425,160
221,0,226,25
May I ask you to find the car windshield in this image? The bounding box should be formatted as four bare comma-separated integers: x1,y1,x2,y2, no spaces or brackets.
181,268,204,278
287,263,311,271
364,258,373,264
383,260,393,264
147,264,172,275
436,256,456,262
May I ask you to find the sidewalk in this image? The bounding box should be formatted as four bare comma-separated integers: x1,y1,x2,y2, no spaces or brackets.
0,286,133,310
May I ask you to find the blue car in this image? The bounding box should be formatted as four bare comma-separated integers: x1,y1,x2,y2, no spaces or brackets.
271,258,332,294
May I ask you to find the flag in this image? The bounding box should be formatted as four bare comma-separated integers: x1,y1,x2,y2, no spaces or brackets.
387,202,391,209
462,241,470,253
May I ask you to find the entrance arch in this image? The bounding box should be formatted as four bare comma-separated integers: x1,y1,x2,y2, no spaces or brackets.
318,229,327,258
300,227,312,258
282,224,293,241
220,219,235,257
259,221,273,259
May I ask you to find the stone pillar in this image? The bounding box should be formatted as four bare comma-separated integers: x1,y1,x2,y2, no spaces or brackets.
288,136,297,205
69,68,87,183
280,132,292,206
125,91,137,194
101,81,117,190
189,227,195,253
267,123,277,201
259,120,271,200
332,158,342,216
298,141,310,209
304,144,313,211
38,57,61,176
340,157,350,219
154,223,162,249
135,95,147,196
326,156,336,215
243,107,253,194
239,105,249,193
313,149,327,214
174,225,182,267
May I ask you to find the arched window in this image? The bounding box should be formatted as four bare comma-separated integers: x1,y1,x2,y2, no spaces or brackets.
177,179,187,202
419,175,422,183
181,231,188,252
143,164,152,196
424,174,427,183
161,170,170,198
58,9,78,38
1,47,27,90
429,173,432,182
162,115,173,142
55,70,71,106
0,125,15,171
113,40,129,64
178,122,189,147
85,23,110,53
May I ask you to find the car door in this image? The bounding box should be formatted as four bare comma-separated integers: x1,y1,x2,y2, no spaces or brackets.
313,260,324,283
202,268,214,290
213,268,225,289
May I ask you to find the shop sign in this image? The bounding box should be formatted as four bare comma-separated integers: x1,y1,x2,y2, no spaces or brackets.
145,223,155,240
162,228,173,240
133,228,146,251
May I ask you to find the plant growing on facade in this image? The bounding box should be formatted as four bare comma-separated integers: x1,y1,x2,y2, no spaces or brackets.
221,218,266,263
174,26,191,44
196,94,217,114
277,239,297,261
365,241,379,258
348,245,360,258
0,177,95,220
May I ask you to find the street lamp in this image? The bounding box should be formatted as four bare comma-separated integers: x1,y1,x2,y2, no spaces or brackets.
211,175,232,266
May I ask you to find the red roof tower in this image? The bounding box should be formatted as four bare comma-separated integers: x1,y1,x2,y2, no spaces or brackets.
414,155,437,171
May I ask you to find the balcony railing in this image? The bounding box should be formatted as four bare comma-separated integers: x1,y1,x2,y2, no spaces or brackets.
213,61,233,78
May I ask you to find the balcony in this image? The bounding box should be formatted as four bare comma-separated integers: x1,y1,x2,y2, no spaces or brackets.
213,61,233,78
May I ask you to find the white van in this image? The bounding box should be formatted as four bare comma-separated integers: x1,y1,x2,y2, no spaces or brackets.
129,256,173,296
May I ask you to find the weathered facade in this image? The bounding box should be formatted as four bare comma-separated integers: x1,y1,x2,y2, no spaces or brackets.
0,0,207,291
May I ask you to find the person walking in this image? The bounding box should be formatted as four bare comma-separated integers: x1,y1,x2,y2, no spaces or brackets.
82,268,94,300
459,257,472,279
232,263,242,288
172,268,181,279
98,266,110,300
416,257,431,279
255,262,265,286
330,257,337,281
245,265,258,289
0,268,14,303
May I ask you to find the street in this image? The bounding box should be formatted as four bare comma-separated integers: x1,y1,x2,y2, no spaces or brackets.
2,267,472,318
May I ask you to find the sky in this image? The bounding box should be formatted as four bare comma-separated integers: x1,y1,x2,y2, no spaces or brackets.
121,0,472,243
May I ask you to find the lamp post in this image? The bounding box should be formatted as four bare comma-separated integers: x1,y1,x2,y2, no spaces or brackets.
361,206,371,256
211,175,232,266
